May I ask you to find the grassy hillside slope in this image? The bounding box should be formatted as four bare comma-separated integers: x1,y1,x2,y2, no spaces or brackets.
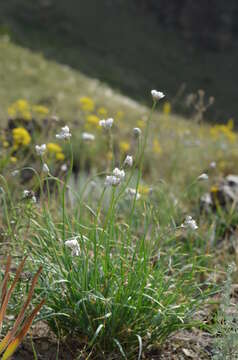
0,37,146,122
1,36,237,192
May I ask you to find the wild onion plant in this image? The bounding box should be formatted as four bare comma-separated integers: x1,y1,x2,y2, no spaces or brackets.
0,91,216,359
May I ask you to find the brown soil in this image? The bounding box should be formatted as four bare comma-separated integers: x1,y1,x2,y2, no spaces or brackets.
12,323,213,360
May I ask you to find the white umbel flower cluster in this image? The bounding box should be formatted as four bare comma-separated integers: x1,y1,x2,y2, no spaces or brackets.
23,190,36,203
99,118,114,129
56,125,71,140
198,173,209,181
210,161,216,168
23,190,31,198
126,188,141,200
151,90,165,101
65,238,80,256
11,170,19,177
35,144,46,156
181,216,198,230
124,155,133,167
61,164,68,172
105,167,125,187
113,168,125,179
82,132,95,141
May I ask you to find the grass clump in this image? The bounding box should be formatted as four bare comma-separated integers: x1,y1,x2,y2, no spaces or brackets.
0,94,218,359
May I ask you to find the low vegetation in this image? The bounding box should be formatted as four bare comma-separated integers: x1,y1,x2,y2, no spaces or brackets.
0,36,238,359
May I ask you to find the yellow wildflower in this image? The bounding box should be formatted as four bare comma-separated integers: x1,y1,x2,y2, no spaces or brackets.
115,111,124,120
47,143,63,154
21,111,31,120
56,152,65,161
10,156,17,163
3,141,9,148
32,105,49,116
210,121,236,143
12,127,31,148
79,97,94,112
15,99,29,112
225,130,236,143
106,151,113,161
119,141,130,153
227,118,234,130
47,143,65,161
86,115,100,126
218,161,226,172
163,101,171,116
138,185,150,195
153,139,162,154
8,99,31,120
97,107,108,117
8,106,17,118
210,185,219,194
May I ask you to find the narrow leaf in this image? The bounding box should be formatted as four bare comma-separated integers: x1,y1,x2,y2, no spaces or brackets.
0,266,43,354
1,257,11,307
113,338,127,359
136,334,143,360
89,324,104,346
1,299,45,360
0,257,27,328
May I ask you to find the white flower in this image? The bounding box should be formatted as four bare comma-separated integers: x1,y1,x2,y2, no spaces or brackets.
42,163,50,174
151,90,165,101
35,144,46,156
106,118,114,128
133,127,142,137
56,125,71,140
126,188,141,200
112,168,125,180
124,155,133,167
99,120,106,127
105,175,121,187
82,132,95,141
61,164,68,172
32,196,37,203
210,161,216,169
99,118,114,129
90,180,97,188
23,190,31,198
181,216,198,230
11,170,19,177
105,168,125,187
23,190,36,203
51,115,59,122
198,173,209,181
65,238,80,256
